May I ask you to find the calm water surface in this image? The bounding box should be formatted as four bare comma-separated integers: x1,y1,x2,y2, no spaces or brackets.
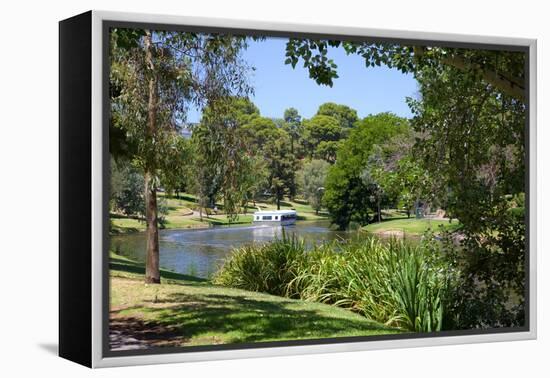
111,220,351,278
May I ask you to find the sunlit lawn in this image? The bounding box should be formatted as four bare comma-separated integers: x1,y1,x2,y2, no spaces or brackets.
363,217,461,235
109,252,402,349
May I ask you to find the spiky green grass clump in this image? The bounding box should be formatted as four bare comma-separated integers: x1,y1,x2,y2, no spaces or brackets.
214,235,457,332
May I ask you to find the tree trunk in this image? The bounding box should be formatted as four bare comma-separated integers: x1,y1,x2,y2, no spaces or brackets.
144,30,160,284
144,171,160,283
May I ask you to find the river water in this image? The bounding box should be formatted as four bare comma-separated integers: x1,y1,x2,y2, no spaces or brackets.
110,220,351,278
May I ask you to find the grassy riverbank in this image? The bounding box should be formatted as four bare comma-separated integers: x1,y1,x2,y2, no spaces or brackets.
109,252,401,350
110,193,328,234
362,217,460,236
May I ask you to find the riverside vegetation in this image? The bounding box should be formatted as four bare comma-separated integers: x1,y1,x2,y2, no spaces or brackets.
214,233,458,333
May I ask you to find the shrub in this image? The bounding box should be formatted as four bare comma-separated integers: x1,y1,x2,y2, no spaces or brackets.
215,234,457,332
213,234,306,296
289,238,455,332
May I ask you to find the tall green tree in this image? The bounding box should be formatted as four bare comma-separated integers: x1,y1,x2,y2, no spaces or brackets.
265,132,296,210
193,97,267,221
110,29,251,283
323,113,410,229
316,102,358,128
283,107,302,155
241,116,297,208
408,65,526,328
297,159,330,214
302,114,344,163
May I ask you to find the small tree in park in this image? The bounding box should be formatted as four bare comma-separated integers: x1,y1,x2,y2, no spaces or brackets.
110,29,252,283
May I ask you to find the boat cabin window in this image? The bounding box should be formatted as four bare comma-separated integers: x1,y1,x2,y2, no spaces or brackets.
262,215,272,220
256,216,260,220
275,216,278,220
281,214,297,221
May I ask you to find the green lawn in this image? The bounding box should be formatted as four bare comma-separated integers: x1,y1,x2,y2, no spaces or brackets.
110,193,327,234
362,217,460,235
110,253,401,349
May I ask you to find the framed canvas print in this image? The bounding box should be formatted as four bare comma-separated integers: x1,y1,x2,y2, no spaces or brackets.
59,10,537,368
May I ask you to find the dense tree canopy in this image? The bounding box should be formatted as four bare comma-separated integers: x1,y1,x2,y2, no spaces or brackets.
323,113,410,229
316,102,358,129
302,114,344,163
408,64,526,328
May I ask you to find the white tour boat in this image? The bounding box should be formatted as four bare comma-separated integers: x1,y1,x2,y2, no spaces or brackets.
253,209,297,225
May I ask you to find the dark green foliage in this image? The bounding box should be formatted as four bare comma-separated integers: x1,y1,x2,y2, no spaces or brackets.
110,159,145,218
110,159,168,225
441,204,526,329
323,113,410,229
407,65,526,328
302,114,344,162
283,107,303,158
316,102,358,128
192,98,259,219
110,28,253,216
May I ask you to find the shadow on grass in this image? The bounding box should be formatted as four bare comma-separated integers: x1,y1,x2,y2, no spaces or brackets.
377,215,410,222
278,201,293,207
110,226,141,235
112,290,399,346
110,256,206,283
173,194,198,203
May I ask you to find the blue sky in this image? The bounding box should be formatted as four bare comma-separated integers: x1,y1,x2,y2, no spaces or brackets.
187,37,418,123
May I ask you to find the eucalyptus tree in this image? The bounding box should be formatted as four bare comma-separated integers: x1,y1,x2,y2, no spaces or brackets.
192,97,262,220
240,116,297,208
297,159,330,214
283,107,302,156
110,28,252,283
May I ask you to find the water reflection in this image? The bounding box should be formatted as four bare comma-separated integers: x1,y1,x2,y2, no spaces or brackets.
110,221,349,278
